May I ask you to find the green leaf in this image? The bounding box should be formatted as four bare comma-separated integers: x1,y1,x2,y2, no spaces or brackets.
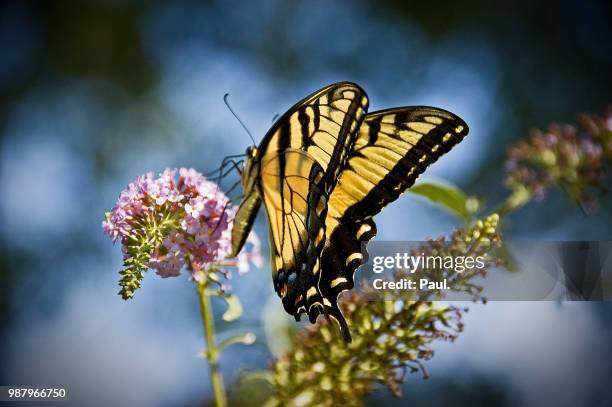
218,332,256,352
409,180,477,220
222,294,243,321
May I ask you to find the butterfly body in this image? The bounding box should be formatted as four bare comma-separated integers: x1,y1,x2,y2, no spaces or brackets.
230,82,468,341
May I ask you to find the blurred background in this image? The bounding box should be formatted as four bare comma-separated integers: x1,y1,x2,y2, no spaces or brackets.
0,1,611,406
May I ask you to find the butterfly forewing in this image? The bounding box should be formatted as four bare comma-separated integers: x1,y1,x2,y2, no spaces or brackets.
259,82,369,186
255,83,368,330
317,107,469,328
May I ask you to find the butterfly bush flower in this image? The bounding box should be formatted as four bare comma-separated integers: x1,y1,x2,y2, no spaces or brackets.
392,214,502,303
580,108,612,160
103,168,261,299
504,109,611,206
266,214,501,406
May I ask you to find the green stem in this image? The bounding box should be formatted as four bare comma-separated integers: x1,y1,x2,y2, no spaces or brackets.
197,281,228,407
493,186,532,217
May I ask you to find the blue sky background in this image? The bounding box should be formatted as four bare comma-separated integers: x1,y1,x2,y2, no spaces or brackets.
1,1,611,406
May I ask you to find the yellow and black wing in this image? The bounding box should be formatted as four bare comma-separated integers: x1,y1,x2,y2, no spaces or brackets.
314,107,469,332
251,83,369,338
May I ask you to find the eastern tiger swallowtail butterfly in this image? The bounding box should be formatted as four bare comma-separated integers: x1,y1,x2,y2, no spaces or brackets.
230,82,468,342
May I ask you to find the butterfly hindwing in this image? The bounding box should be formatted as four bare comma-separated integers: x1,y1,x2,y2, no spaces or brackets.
316,107,469,330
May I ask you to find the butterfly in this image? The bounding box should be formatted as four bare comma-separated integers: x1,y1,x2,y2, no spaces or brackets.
229,82,468,342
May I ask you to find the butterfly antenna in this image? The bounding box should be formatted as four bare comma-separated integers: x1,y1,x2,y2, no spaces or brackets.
224,93,256,146
226,178,242,197
204,154,245,178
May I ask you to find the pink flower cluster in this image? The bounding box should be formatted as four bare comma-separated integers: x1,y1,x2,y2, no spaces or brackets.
103,168,261,283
